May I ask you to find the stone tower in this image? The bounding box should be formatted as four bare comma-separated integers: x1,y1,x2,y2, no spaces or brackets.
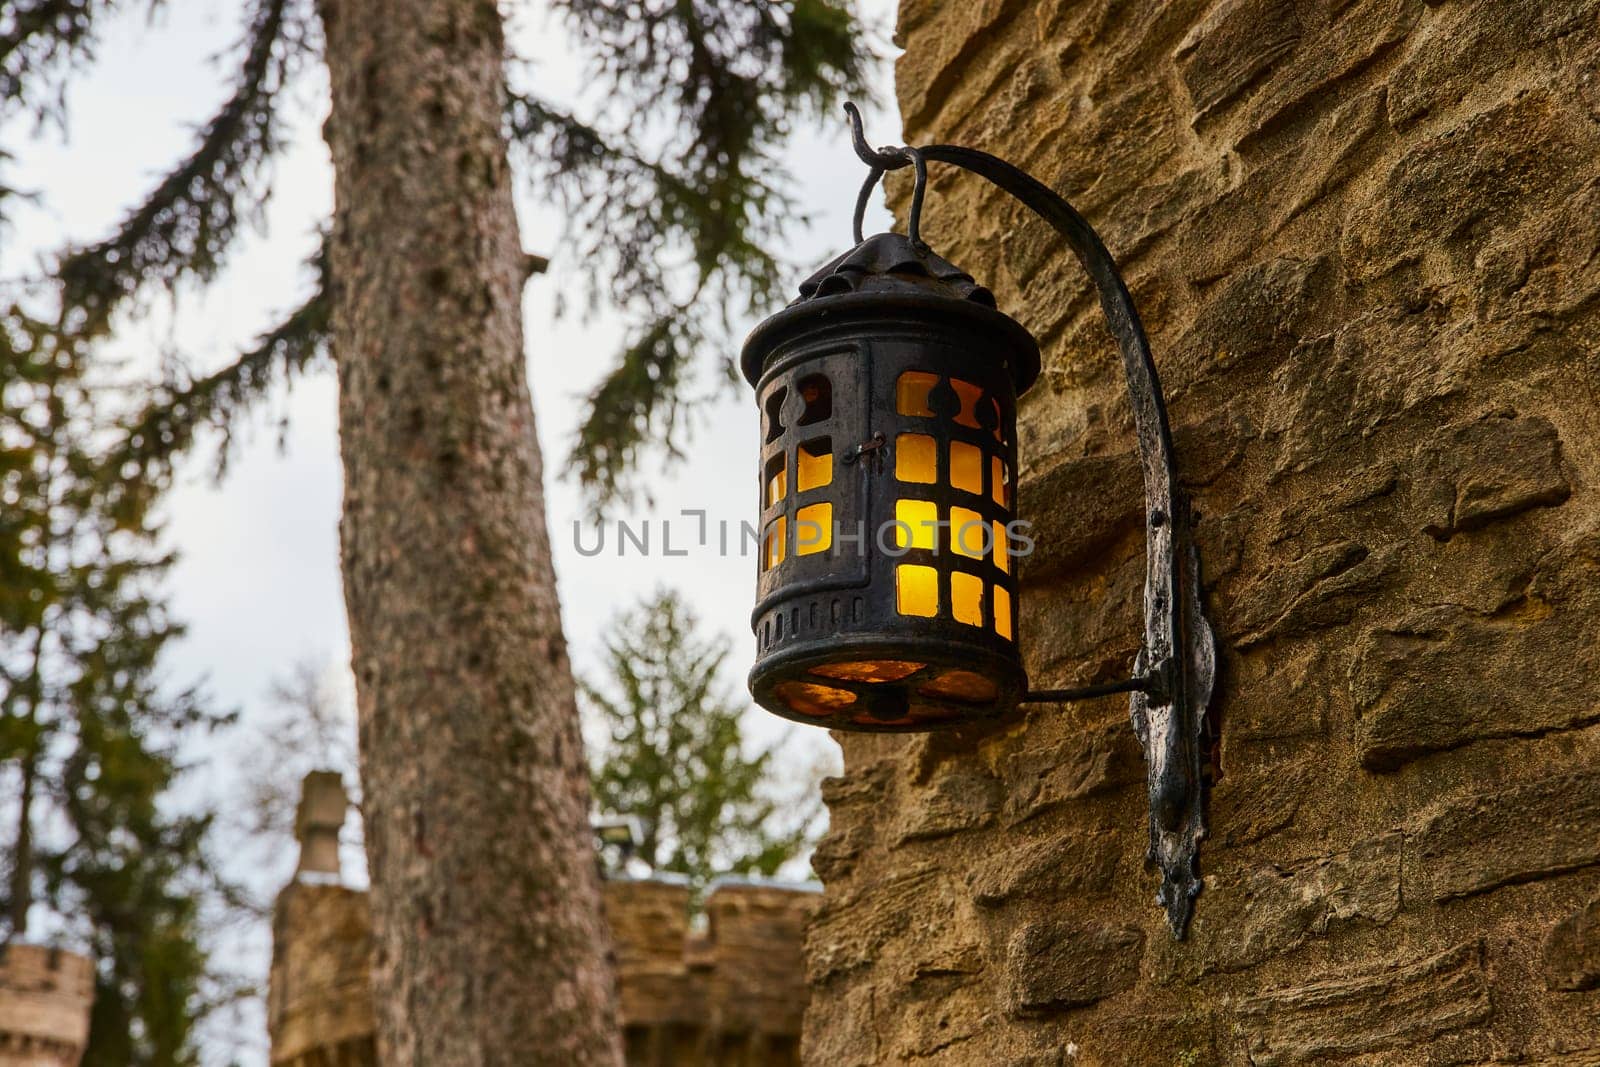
803,1,1600,1063
0,945,94,1067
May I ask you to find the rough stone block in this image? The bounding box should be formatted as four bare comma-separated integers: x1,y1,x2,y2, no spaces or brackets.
1544,896,1600,992
1343,93,1591,280
1005,919,1145,1013
1018,451,1143,584
894,0,1031,133
1413,412,1570,541
1351,601,1600,772
1234,0,1422,143
1388,0,1600,127
1411,771,1600,901
1235,941,1490,1065
1173,0,1300,119
1000,719,1144,825
805,865,951,983
893,770,1003,844
965,830,1118,907
1230,539,1398,649
1180,832,1402,975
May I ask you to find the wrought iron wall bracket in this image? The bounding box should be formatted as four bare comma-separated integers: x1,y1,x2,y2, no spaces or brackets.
845,104,1217,939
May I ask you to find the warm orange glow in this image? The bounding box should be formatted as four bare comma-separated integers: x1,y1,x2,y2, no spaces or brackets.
993,520,1009,574
766,462,787,507
897,564,938,617
994,584,1013,640
896,433,937,483
991,456,1007,506
773,681,856,717
763,519,786,571
796,440,832,492
896,371,938,417
952,571,983,626
951,506,986,559
950,440,983,496
919,669,999,703
795,502,832,556
810,660,925,683
895,499,938,550
951,378,983,428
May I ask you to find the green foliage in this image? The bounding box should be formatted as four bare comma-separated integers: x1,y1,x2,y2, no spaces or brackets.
582,589,815,897
520,0,872,510
0,313,229,1066
1,0,874,510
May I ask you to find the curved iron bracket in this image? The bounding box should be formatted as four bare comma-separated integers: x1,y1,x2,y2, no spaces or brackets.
845,104,1217,939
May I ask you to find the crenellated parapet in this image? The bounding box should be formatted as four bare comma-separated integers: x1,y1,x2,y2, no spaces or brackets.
0,944,94,1067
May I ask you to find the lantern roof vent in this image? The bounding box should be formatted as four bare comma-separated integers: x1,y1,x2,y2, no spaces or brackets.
795,232,996,308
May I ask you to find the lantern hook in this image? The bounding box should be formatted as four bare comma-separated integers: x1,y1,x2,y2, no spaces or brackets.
841,102,1216,941
847,104,928,249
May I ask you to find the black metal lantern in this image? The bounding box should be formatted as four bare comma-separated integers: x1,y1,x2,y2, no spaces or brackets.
742,232,1039,731
742,105,1219,939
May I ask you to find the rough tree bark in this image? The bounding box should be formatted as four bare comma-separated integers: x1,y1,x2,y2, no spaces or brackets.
316,0,623,1062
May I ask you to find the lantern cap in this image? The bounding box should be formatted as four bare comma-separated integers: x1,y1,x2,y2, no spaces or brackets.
794,232,997,308
742,232,1041,394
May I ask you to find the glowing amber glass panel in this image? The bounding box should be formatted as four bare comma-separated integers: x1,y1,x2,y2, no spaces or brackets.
797,440,832,492
919,669,999,704
952,571,984,627
795,502,832,556
994,584,1013,640
773,681,855,717
951,506,986,559
765,461,787,508
896,433,937,483
895,499,938,550
950,440,983,496
810,660,925,683
994,520,1010,574
896,371,939,417
992,457,1008,507
896,564,938,617
951,379,983,428
763,519,786,571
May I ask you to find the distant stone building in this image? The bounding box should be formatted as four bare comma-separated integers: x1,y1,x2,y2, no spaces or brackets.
0,945,93,1067
803,1,1600,1064
268,776,817,1066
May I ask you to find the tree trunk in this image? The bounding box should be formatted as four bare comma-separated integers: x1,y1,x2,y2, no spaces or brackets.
316,1,622,1062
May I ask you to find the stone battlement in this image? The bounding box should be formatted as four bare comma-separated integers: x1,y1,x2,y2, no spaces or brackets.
268,877,818,1067
0,944,94,1067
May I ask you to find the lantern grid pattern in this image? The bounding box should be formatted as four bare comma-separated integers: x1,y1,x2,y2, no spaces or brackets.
743,233,1040,731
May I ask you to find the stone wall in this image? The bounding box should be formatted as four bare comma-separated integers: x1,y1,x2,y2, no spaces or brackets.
0,945,93,1067
268,879,817,1066
805,1,1600,1063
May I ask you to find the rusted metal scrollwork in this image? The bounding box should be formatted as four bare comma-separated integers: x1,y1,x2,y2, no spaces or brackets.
844,103,1217,939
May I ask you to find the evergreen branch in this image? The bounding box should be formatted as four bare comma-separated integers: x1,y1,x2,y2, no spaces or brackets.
109,238,330,506
509,0,873,513
54,0,306,339
0,0,108,121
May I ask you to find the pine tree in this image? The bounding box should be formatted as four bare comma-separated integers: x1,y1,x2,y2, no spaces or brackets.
3,3,873,1060
0,311,229,1066
584,590,815,899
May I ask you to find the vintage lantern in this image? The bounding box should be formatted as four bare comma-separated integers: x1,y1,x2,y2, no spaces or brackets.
742,231,1039,731
742,105,1219,939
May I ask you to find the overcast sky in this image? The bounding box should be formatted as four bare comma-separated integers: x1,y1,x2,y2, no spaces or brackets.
2,0,899,1060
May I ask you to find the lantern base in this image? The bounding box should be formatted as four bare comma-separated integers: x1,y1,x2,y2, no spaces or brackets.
750,636,1026,733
